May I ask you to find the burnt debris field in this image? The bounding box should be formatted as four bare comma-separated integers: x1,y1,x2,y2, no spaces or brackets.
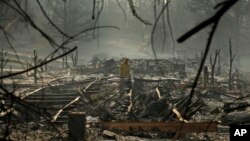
1,0,250,141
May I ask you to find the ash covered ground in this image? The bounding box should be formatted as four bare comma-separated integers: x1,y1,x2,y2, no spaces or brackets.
1,57,250,141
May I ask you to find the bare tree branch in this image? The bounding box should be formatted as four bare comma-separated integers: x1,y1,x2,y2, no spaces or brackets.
127,0,152,25
178,0,239,117
166,0,176,58
151,0,171,60
115,0,127,21
36,0,70,38
229,38,235,89
178,0,239,43
92,0,96,19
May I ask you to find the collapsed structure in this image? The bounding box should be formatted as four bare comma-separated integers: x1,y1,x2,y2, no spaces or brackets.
1,56,249,140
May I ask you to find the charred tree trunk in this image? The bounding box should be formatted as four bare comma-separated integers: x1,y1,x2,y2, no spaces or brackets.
62,50,69,69
70,48,78,67
161,0,167,53
44,58,47,71
0,50,8,85
217,52,221,76
65,52,69,68
0,50,3,85
229,39,235,90
62,1,69,69
232,68,239,89
210,49,220,86
33,50,37,84
203,66,209,89
38,59,44,72
75,48,78,67
26,62,29,76
62,56,65,69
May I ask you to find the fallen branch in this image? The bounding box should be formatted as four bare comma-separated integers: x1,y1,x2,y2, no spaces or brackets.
51,96,81,122
172,107,188,123
155,86,162,99
83,77,99,93
21,87,43,99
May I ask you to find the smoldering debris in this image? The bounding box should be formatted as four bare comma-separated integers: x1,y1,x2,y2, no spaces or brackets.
1,57,250,140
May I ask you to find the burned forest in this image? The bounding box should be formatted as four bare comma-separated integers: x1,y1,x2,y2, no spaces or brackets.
1,0,250,141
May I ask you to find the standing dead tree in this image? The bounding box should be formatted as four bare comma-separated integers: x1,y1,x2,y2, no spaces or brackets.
33,50,38,84
228,39,235,90
217,50,221,76
232,68,239,88
210,49,220,86
0,49,9,85
165,0,175,58
203,66,209,89
161,0,167,53
70,48,78,67
63,50,69,69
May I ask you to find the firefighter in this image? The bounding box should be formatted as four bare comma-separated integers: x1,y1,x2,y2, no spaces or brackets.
120,58,130,78
119,57,132,95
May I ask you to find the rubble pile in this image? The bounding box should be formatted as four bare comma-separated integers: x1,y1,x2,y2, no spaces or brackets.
1,57,250,140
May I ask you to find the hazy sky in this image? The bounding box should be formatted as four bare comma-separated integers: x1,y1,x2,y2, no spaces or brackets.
1,0,250,70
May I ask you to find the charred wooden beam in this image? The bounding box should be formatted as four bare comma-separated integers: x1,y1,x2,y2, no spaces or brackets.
223,102,250,113
222,111,250,125
99,121,218,134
